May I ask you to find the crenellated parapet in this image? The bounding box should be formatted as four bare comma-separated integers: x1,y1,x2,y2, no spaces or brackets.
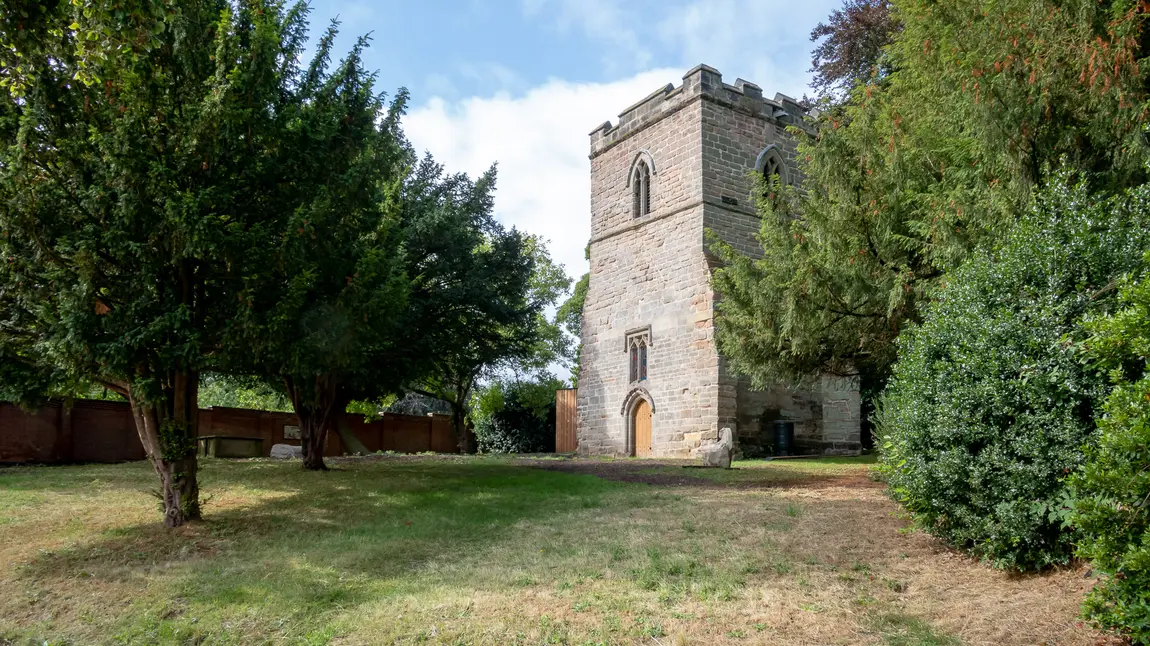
589,64,810,158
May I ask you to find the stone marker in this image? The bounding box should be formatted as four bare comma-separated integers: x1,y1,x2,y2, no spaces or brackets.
700,427,734,469
270,443,303,460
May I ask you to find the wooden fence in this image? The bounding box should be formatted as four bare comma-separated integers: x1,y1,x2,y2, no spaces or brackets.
0,399,456,464
555,388,577,453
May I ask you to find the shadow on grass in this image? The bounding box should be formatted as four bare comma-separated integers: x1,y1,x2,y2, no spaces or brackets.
9,458,652,640
3,456,960,646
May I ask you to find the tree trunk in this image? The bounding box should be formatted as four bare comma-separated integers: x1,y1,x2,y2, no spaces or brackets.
454,382,477,454
127,370,201,528
285,374,341,471
298,409,329,470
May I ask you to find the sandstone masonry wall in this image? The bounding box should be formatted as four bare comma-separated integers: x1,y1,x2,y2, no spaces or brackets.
578,64,861,457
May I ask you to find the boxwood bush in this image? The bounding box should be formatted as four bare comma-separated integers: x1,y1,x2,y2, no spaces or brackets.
1070,261,1150,643
876,178,1150,570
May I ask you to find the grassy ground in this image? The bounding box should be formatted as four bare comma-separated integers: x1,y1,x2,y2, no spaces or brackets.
0,455,1104,645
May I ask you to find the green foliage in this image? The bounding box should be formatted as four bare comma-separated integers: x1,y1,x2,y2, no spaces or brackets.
221,14,414,462
0,0,313,402
877,177,1150,570
0,0,183,96
158,421,197,463
1070,260,1150,642
413,227,570,449
474,376,564,454
714,0,1149,392
556,271,589,387
557,273,589,341
0,0,313,519
0,1,423,505
470,380,508,432
522,236,576,372
198,374,292,413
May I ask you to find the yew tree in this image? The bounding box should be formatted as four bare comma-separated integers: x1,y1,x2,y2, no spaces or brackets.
229,24,412,470
404,162,556,454
714,0,1149,396
0,1,364,525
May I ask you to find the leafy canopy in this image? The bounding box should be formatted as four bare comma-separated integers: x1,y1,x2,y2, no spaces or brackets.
714,0,1149,392
1070,257,1150,642
877,176,1150,570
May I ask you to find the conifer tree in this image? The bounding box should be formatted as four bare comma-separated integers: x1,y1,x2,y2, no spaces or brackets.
0,1,401,522
714,0,1149,393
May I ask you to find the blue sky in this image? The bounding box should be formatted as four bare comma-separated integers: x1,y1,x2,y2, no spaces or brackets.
304,0,841,374
311,0,838,104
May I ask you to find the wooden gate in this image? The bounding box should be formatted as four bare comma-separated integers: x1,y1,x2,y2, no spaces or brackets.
555,388,578,453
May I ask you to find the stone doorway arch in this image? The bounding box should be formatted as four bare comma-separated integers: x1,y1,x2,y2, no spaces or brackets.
621,387,655,457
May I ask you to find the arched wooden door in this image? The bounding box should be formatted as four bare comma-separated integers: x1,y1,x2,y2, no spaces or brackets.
633,399,652,457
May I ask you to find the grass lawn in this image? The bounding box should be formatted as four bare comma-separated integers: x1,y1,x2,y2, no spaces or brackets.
0,455,1104,645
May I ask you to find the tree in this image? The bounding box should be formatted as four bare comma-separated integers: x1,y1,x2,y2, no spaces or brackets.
198,374,292,413
714,0,1149,396
809,0,898,103
877,177,1150,570
227,21,413,470
0,1,369,524
556,243,590,387
472,374,566,454
412,227,568,453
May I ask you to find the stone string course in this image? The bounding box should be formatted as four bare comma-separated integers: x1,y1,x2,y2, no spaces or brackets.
577,64,862,458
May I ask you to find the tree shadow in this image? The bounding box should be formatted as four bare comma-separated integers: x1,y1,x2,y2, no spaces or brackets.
12,459,639,626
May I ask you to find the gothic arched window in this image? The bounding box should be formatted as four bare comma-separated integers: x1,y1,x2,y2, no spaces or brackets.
631,159,651,218
763,152,782,186
756,146,788,207
626,328,650,383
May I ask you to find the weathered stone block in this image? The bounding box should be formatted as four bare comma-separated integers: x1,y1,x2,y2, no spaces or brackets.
269,443,302,460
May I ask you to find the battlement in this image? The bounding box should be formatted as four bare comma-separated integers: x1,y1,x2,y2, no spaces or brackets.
589,64,809,157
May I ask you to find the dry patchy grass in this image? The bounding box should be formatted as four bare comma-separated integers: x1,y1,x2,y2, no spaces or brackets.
0,455,1108,645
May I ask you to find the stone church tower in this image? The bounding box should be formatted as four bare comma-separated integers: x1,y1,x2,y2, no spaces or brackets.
576,64,861,458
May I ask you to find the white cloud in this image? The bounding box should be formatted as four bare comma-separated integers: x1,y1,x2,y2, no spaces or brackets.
521,0,653,73
457,61,526,93
519,0,839,98
404,68,679,285
656,0,835,98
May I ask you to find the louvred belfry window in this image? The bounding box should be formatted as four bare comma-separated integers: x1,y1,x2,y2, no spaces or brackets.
764,154,781,184
763,152,783,204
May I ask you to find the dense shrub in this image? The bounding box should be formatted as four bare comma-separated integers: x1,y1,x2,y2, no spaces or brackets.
474,378,561,454
876,178,1150,570
1070,261,1150,643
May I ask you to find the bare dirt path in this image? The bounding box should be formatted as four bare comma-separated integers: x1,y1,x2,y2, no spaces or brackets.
517,456,882,490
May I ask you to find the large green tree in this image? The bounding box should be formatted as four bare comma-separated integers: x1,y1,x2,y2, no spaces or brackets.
0,1,369,524
713,0,1149,396
412,227,568,454
225,21,413,471
555,244,590,388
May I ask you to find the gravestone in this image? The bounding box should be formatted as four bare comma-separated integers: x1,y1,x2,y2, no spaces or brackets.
270,443,303,460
